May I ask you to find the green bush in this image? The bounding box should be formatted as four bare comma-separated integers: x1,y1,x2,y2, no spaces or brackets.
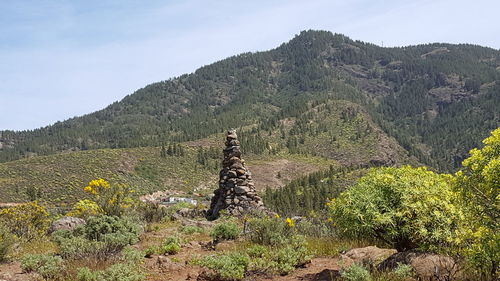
393,263,413,278
144,246,157,258
454,128,500,279
180,225,204,235
0,201,50,241
120,247,143,265
328,166,464,251
55,235,107,259
210,221,240,242
246,244,268,258
0,223,15,262
52,216,140,259
258,235,312,275
246,216,290,246
84,215,140,245
194,252,249,280
138,202,169,223
341,263,372,281
160,236,181,255
21,254,64,280
77,263,145,281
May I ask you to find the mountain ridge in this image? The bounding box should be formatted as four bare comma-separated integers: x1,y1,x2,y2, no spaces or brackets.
1,30,499,171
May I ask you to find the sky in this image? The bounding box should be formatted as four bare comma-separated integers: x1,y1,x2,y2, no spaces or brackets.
1,0,499,131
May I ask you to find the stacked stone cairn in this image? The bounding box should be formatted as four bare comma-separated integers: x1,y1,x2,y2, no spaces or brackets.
206,129,266,220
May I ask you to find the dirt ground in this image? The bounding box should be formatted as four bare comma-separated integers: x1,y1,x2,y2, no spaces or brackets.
0,221,343,281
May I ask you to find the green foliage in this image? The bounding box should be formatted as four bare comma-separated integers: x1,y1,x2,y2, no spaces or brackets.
0,201,50,241
20,254,64,280
258,235,312,275
210,220,240,242
66,199,102,218
0,223,15,262
180,225,204,235
194,252,249,280
160,236,181,255
340,264,372,281
120,246,144,266
138,202,169,223
77,263,145,281
3,30,498,178
246,244,268,258
454,128,500,279
83,215,140,247
143,246,156,258
328,166,464,251
81,179,136,217
392,263,414,278
52,216,140,259
246,216,291,246
264,164,366,216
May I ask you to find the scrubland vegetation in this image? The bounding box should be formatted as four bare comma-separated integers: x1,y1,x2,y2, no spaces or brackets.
0,128,498,280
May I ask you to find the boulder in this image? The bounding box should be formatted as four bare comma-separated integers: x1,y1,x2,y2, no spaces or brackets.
343,246,397,267
377,251,460,280
48,216,85,233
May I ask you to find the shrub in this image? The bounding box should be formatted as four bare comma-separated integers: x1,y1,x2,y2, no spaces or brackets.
52,216,140,259
55,235,107,259
0,201,50,241
341,263,372,281
66,199,102,218
393,263,413,278
259,235,312,275
246,244,268,258
194,252,249,280
0,223,15,262
120,247,144,266
77,263,145,281
160,236,181,255
138,202,169,223
83,215,140,249
246,216,290,246
454,128,500,278
20,254,64,279
143,246,156,258
328,166,464,251
211,221,240,242
180,225,204,235
81,179,136,217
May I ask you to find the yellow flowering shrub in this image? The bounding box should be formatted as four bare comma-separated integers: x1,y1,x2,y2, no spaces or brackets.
76,179,136,217
0,201,50,241
454,128,499,278
328,166,464,252
66,199,102,218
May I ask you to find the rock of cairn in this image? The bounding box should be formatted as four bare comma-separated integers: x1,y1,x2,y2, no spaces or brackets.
206,129,266,220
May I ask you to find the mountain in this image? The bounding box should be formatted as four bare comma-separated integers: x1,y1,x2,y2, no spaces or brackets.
1,30,499,171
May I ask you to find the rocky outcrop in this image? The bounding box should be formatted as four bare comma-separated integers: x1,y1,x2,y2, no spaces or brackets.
343,246,397,267
206,129,267,220
48,216,85,233
378,251,460,280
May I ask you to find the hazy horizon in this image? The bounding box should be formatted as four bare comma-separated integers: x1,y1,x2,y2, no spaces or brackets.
1,0,499,131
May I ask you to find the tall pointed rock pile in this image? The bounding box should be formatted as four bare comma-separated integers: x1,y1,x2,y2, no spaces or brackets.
206,129,266,220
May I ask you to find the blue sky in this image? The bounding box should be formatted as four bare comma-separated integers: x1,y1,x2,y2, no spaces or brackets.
1,0,499,131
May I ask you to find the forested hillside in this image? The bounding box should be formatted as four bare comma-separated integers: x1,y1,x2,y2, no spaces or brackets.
1,30,499,171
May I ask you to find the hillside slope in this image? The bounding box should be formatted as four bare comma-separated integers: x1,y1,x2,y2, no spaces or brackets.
0,141,340,204
1,30,499,171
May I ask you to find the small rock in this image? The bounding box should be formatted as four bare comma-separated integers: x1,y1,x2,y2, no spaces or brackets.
48,216,85,233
